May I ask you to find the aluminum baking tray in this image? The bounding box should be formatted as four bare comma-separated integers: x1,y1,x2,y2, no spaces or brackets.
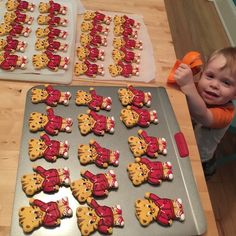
10,85,207,236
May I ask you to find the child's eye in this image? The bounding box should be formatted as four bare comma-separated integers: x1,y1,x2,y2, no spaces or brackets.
222,80,231,86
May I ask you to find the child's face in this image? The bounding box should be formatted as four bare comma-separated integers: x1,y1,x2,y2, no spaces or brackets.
198,55,236,105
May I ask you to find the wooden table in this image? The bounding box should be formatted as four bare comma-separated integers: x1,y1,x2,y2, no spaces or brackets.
0,0,218,235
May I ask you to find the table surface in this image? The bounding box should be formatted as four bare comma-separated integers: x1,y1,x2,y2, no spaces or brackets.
0,0,218,236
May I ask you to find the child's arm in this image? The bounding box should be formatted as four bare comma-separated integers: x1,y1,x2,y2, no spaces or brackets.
174,63,213,127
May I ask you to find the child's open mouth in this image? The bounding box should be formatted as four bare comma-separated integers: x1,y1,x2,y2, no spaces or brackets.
204,90,219,98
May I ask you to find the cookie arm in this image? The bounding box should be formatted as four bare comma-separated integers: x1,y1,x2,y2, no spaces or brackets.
88,198,99,209
34,166,46,177
32,199,48,211
40,132,51,144
157,212,170,226
82,170,94,180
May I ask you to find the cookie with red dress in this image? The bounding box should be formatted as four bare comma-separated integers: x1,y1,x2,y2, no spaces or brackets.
0,36,27,53
4,10,34,25
113,15,141,29
108,61,139,77
83,11,112,25
127,157,173,186
6,0,35,12
35,38,68,52
80,32,107,47
112,48,140,64
78,139,119,168
114,24,138,39
71,169,118,202
113,37,143,50
0,51,27,70
76,197,124,236
76,88,112,111
31,85,71,106
37,14,68,27
39,1,67,15
0,22,31,37
19,197,72,233
28,132,69,162
21,166,70,196
81,20,109,36
77,45,105,61
74,60,104,77
36,26,68,39
135,192,185,227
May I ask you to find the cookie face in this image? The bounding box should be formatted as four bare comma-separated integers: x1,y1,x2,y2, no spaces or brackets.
29,112,48,132
128,135,147,157
127,162,148,186
120,107,139,127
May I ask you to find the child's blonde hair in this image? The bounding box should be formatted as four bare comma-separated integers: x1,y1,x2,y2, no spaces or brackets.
207,47,236,78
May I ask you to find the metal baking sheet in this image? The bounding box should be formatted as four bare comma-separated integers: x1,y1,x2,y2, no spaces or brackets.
10,85,207,236
0,0,78,84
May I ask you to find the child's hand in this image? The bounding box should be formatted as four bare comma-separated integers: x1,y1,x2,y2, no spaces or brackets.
174,63,195,93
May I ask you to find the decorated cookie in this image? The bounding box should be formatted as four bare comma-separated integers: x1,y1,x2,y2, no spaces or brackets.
80,33,107,47
81,21,109,35
31,85,71,106
78,139,119,168
0,52,27,70
6,0,35,12
0,36,27,52
19,197,72,233
28,132,69,162
35,38,68,52
113,37,143,50
4,11,34,25
32,51,69,71
83,11,112,25
74,60,104,77
127,157,173,186
36,26,68,39
0,22,31,37
118,85,152,107
120,105,158,128
112,48,140,64
113,15,141,29
76,88,112,111
76,197,124,236
21,166,70,196
39,1,67,15
37,14,68,27
113,25,138,39
108,62,139,77
71,169,118,202
29,107,72,135
78,110,115,136
77,45,105,61
128,129,167,158
135,192,185,226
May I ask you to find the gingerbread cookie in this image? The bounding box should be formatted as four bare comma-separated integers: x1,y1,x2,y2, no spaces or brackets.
35,38,68,52
6,0,35,12
31,85,71,106
77,45,105,61
128,129,167,158
36,26,68,39
4,11,34,25
112,48,140,64
76,88,112,111
108,62,139,77
74,60,104,77
32,51,69,71
120,105,158,128
78,139,119,168
80,33,107,47
118,85,152,107
71,169,118,202
135,192,185,226
0,36,27,52
29,107,72,135
0,22,31,37
113,15,141,29
0,52,27,70
127,157,173,186
78,110,115,136
28,132,69,162
113,37,143,50
39,1,67,15
37,14,68,27
83,11,112,25
21,166,70,196
19,197,72,233
81,21,109,35
113,25,138,39
76,197,124,236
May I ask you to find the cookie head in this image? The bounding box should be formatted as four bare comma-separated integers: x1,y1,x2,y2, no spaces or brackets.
78,144,94,164
35,27,47,38
0,23,11,36
83,11,96,21
32,53,49,69
113,37,124,49
113,15,124,25
113,25,123,36
37,15,49,25
128,136,147,157
76,46,89,61
127,162,148,185
118,88,134,106
4,12,15,23
38,2,49,13
135,199,158,226
31,88,48,103
5,0,18,11
71,178,93,202
28,138,46,160
81,21,93,31
78,114,94,135
76,206,98,236
76,90,92,105
74,61,88,76
29,112,48,132
120,107,139,127
80,33,92,47
112,49,124,63
35,38,48,50
0,38,7,50
21,173,43,196
19,206,44,233
108,64,122,77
